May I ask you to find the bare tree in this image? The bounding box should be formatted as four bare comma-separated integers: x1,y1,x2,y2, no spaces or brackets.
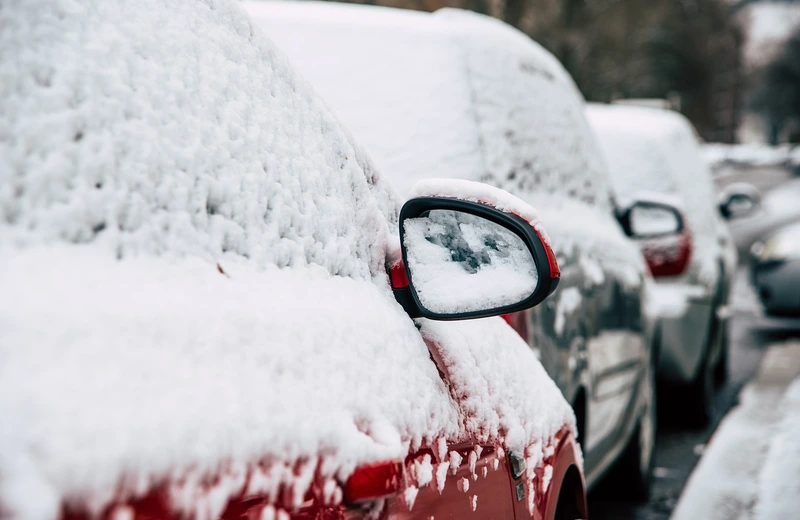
751,29,800,144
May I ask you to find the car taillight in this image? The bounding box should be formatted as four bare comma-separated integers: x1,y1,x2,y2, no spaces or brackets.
641,230,693,278
343,461,404,505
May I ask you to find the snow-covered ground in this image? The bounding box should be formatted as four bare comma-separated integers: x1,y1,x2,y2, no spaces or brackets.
702,143,796,174
672,341,800,520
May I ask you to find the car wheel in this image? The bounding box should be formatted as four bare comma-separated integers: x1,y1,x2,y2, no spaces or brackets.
684,350,715,427
714,322,729,386
607,358,656,501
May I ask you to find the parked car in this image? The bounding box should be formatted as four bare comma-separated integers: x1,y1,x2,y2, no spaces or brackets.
1,1,586,519
750,221,800,316
723,178,800,259
245,1,666,498
585,103,741,424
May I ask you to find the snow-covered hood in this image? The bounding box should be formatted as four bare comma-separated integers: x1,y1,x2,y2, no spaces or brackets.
0,245,460,516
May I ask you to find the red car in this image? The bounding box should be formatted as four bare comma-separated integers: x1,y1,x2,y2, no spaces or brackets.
0,1,586,519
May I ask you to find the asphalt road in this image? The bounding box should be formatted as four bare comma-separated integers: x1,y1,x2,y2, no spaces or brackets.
588,166,800,520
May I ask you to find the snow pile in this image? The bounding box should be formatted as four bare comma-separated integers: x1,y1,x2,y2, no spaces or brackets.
0,247,460,517
755,377,800,519
702,143,793,171
419,319,576,489
409,178,541,225
0,0,576,515
404,211,538,314
672,341,800,520
586,104,727,286
243,1,612,211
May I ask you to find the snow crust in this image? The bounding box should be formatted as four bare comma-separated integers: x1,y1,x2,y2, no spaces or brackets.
404,211,538,314
586,103,728,286
243,1,613,211
409,178,540,225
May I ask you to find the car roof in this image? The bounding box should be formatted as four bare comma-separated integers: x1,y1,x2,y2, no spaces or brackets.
245,1,612,211
1,0,399,281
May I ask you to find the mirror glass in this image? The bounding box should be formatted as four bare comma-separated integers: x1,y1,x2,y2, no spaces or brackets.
629,205,681,237
403,209,538,315
725,193,757,219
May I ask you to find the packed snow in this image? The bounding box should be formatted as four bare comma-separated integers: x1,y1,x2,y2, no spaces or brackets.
0,0,576,516
673,341,800,520
586,103,729,287
403,210,538,314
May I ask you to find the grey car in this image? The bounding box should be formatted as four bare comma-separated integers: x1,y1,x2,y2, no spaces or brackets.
245,1,671,498
586,103,740,426
751,221,800,315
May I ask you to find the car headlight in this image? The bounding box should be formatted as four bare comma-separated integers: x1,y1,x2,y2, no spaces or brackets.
753,226,800,262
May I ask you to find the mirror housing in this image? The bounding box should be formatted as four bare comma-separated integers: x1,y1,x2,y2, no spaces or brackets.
617,197,692,277
618,199,684,239
719,182,761,220
392,195,560,321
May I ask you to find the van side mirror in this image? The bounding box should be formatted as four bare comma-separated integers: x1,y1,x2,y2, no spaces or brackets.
618,200,684,239
390,181,559,320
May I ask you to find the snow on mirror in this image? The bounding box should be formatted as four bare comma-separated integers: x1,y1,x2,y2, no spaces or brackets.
403,210,538,315
629,205,681,237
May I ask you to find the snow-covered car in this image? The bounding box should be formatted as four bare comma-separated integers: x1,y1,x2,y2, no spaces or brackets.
245,1,659,498
0,1,588,519
585,103,739,425
722,178,800,259
750,221,800,315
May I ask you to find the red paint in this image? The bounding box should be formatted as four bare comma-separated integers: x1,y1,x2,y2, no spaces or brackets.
640,228,693,278
502,310,531,344
343,461,404,505
537,230,561,280
389,260,409,289
57,432,584,520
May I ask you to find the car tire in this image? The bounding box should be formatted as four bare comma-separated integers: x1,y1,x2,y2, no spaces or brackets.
607,358,657,501
714,322,729,386
683,350,715,427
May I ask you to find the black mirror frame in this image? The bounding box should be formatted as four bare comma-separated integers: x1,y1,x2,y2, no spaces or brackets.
617,200,684,239
719,193,758,220
395,196,559,321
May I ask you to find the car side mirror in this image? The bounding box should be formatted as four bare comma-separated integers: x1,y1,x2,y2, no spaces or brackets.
390,181,560,320
718,183,761,220
618,200,684,239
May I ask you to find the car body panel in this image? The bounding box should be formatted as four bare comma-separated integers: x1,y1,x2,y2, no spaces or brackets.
59,431,583,520
752,259,800,314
